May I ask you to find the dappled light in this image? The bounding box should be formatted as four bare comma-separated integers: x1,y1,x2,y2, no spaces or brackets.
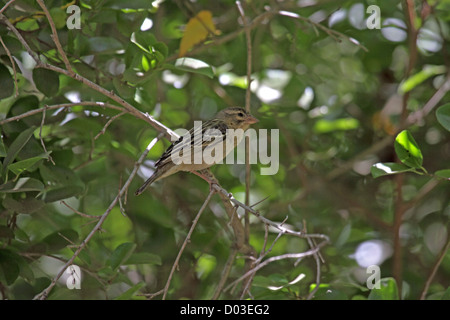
0,0,448,303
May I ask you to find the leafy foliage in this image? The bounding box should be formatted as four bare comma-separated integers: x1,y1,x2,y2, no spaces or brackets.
0,0,449,300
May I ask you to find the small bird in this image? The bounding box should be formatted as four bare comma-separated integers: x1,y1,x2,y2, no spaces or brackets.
135,107,258,195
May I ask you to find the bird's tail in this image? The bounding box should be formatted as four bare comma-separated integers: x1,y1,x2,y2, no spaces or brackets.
135,174,158,196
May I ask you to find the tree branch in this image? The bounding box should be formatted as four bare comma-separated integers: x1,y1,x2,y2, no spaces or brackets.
33,133,164,300
236,0,256,296
0,13,178,141
0,0,16,15
0,102,125,126
420,239,450,300
36,0,74,76
162,189,215,300
0,35,18,96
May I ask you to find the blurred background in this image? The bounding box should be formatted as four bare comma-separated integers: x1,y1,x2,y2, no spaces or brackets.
0,0,449,299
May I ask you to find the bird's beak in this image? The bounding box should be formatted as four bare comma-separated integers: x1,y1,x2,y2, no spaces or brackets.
245,114,259,124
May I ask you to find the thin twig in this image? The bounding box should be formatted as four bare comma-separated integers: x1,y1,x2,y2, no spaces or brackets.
139,288,165,300
224,243,327,293
212,248,238,300
33,134,163,300
0,102,125,125
0,35,19,96
277,10,368,52
0,0,16,15
61,201,100,220
36,0,74,75
39,104,55,165
166,10,275,61
420,239,450,300
162,189,215,300
305,221,323,300
213,183,328,241
0,14,178,141
406,75,450,125
393,0,421,295
238,229,285,298
94,111,126,140
236,0,255,296
0,13,39,61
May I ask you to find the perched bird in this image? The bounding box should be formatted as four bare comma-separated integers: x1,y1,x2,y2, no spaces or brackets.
135,107,258,195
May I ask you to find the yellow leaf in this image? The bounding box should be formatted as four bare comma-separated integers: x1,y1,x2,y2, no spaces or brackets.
179,10,217,57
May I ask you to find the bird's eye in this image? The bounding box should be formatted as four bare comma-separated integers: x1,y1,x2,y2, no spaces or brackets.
238,112,244,117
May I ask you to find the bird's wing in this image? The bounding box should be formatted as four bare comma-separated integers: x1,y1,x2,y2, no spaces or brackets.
155,119,228,168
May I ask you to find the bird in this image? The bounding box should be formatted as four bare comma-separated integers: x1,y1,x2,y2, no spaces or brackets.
135,107,258,195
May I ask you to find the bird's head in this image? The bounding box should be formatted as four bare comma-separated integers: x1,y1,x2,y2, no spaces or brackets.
216,107,258,130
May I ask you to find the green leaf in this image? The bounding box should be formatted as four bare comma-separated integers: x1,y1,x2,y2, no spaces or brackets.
105,0,155,9
0,177,44,193
441,287,450,300
7,152,50,175
371,162,415,178
124,252,162,266
153,42,168,59
434,169,450,180
141,55,150,71
2,127,36,172
3,196,45,214
0,249,20,285
40,229,79,252
49,7,67,29
0,36,22,54
33,68,60,97
0,225,14,239
314,118,360,133
399,65,446,93
113,78,135,98
131,32,157,54
39,165,81,186
0,63,14,99
394,130,423,168
368,277,399,300
16,19,39,31
167,58,214,79
2,96,41,131
42,185,84,203
0,138,6,157
0,249,34,285
88,37,123,53
110,242,137,271
436,103,450,132
114,282,146,300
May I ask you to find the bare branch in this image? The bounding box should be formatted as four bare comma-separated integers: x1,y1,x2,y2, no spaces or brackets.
0,13,40,62
277,10,368,52
94,111,127,140
420,239,450,300
33,133,164,300
36,0,74,75
213,182,328,242
162,189,215,300
38,104,55,165
0,0,16,15
212,248,238,300
224,243,327,293
236,0,255,294
406,75,450,125
60,201,100,220
166,10,275,61
0,35,18,96
0,14,178,141
0,102,125,126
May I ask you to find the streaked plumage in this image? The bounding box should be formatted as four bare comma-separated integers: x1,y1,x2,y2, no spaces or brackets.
135,107,258,195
